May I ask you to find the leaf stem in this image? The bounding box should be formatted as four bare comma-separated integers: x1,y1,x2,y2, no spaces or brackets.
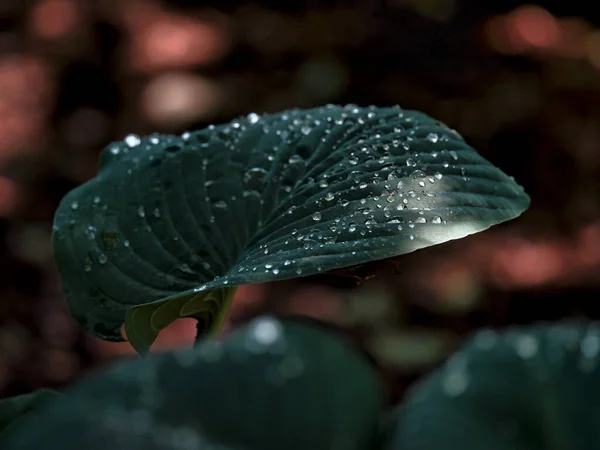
194,286,237,345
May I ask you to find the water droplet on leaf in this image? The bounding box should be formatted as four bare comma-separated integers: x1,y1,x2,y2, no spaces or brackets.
124,134,141,148
426,132,439,143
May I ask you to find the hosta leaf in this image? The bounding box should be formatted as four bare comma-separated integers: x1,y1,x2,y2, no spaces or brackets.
384,322,600,450
52,104,530,351
0,389,61,435
0,317,383,450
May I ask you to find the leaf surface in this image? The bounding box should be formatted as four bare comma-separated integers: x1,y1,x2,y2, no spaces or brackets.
384,322,600,450
0,317,383,450
52,105,530,350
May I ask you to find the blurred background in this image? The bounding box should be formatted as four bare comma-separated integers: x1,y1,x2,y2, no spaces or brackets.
0,0,599,402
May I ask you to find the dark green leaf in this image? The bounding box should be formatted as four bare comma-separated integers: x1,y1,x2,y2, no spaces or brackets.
0,317,383,450
52,105,530,350
384,322,600,450
0,389,61,434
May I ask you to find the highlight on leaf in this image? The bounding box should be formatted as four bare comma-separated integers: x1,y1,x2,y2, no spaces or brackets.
51,104,530,353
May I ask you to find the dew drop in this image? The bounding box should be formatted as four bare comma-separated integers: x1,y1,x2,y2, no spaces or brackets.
85,225,97,240
124,134,141,148
431,215,443,224
288,154,304,165
324,192,335,201
70,201,79,210
406,158,416,167
581,333,600,358
98,253,108,264
93,196,101,204
312,212,322,221
137,206,146,218
245,167,269,181
434,172,443,180
426,132,439,143
514,334,538,359
247,112,260,124
213,200,228,209
415,217,427,224
252,318,282,345
450,150,458,160
443,371,469,396
179,264,194,274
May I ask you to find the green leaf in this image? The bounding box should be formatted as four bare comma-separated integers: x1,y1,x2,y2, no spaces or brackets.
0,389,61,435
52,105,530,350
125,286,236,354
384,322,600,450
0,317,383,450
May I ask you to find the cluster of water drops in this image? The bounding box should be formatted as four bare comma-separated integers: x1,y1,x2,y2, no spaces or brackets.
186,107,469,280
60,104,528,299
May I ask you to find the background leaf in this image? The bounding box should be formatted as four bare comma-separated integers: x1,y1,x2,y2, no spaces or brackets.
384,321,600,450
52,105,530,345
0,389,61,434
0,316,383,450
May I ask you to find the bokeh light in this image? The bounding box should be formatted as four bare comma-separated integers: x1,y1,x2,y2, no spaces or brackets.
29,0,82,42
121,2,231,73
142,72,222,127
